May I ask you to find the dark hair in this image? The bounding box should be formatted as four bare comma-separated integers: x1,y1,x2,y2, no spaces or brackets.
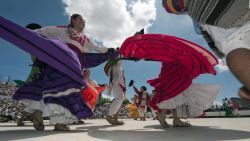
141,86,147,91
83,69,90,73
68,14,82,28
25,23,42,30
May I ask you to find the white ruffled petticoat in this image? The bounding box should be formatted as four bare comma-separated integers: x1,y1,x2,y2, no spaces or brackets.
22,100,77,124
157,84,221,118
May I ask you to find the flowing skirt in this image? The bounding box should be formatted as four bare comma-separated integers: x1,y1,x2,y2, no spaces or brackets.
13,65,93,123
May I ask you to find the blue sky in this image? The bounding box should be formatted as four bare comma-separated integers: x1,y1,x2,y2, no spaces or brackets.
0,0,242,102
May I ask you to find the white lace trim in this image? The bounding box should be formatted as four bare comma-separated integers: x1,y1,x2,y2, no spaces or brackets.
21,99,77,124
22,99,44,113
43,103,77,124
157,84,221,117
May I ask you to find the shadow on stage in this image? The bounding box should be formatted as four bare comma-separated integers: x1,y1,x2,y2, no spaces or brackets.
0,122,250,141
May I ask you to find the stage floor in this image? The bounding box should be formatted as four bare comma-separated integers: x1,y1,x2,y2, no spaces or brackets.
0,118,250,141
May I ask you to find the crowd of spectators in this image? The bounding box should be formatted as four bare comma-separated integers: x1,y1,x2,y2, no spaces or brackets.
0,98,24,120
90,103,129,119
1,81,250,122
0,82,17,97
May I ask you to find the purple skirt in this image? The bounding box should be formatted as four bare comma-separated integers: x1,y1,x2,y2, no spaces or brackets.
13,65,93,119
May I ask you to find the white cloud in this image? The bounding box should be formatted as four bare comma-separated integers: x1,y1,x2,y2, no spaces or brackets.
216,59,229,73
62,0,156,47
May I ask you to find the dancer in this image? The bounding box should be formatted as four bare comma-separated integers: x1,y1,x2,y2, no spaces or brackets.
148,62,220,127
126,96,140,119
162,0,250,101
131,82,149,121
104,59,126,125
120,34,220,127
149,90,157,120
81,69,106,111
16,23,42,126
0,14,115,131
73,69,106,124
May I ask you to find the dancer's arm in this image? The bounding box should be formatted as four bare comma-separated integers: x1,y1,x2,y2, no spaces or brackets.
35,26,60,38
84,38,110,53
133,86,140,95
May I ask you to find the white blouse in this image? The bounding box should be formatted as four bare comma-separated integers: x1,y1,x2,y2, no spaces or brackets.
36,26,108,53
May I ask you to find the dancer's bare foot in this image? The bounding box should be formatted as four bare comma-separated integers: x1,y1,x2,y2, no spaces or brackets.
106,115,124,125
17,111,30,126
33,110,44,131
114,113,125,125
173,119,191,127
156,112,169,128
115,119,124,125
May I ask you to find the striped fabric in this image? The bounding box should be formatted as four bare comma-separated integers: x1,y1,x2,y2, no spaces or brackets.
104,59,119,76
188,0,250,28
201,30,225,58
162,0,188,14
0,16,85,85
120,34,218,107
193,21,225,58
148,62,193,110
0,16,119,119
0,16,118,84
13,65,93,119
120,34,218,75
104,62,112,76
